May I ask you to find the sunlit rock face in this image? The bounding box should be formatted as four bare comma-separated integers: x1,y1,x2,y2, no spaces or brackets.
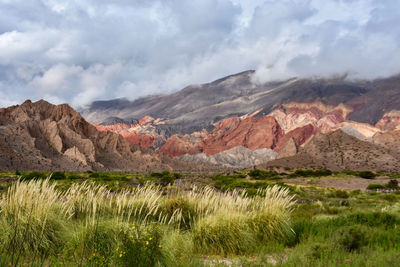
83,72,400,168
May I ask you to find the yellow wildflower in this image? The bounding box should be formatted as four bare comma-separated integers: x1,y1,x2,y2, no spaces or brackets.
119,254,123,257
146,241,149,245
93,253,96,257
149,237,152,240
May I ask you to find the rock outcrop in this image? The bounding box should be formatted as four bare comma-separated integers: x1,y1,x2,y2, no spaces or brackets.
0,100,206,172
180,146,277,169
375,110,400,131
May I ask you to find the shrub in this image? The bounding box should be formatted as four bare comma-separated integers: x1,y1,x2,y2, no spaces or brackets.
334,226,368,252
172,172,183,179
151,171,175,185
358,171,376,179
116,223,163,267
50,172,66,180
346,212,399,228
367,184,385,190
66,221,118,263
380,194,398,202
386,179,399,189
308,243,331,259
89,172,100,178
332,190,350,199
193,212,256,255
21,171,47,180
248,170,280,180
291,169,332,177
161,230,194,266
284,220,313,247
161,197,195,229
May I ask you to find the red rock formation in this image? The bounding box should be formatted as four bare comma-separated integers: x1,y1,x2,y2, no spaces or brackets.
119,131,158,148
202,116,283,155
274,124,317,152
158,132,205,157
95,117,159,148
95,123,132,132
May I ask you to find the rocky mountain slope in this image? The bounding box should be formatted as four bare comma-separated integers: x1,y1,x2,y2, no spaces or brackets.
261,130,400,172
80,71,400,170
0,100,206,172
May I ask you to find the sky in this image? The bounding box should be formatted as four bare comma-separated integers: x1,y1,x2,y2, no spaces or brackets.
1,0,400,107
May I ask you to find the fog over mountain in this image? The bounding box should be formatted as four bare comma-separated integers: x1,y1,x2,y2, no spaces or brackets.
1,0,400,107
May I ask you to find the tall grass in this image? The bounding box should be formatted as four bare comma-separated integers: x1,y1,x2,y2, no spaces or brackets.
0,179,295,264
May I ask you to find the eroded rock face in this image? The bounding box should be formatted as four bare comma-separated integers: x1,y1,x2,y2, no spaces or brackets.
269,102,352,133
94,118,162,148
277,138,298,159
158,131,206,157
0,100,204,172
274,124,317,152
64,146,88,165
262,130,400,172
179,146,277,169
202,116,283,155
157,115,284,158
376,110,400,131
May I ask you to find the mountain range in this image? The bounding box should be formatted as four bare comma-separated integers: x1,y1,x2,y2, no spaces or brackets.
2,70,400,171
81,71,400,171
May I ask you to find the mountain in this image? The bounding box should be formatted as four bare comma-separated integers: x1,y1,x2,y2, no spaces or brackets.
0,100,206,172
80,71,400,170
261,130,400,172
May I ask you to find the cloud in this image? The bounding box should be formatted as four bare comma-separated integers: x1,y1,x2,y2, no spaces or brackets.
0,0,400,107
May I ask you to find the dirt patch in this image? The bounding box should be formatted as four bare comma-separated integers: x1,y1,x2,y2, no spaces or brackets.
284,177,396,191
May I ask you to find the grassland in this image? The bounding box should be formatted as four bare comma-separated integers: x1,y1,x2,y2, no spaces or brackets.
0,169,399,266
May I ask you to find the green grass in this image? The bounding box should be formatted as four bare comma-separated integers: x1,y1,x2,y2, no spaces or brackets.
0,170,399,266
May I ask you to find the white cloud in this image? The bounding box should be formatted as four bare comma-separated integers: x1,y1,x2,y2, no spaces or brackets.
0,0,400,107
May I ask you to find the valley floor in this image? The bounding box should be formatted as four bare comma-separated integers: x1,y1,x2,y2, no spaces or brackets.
0,169,399,266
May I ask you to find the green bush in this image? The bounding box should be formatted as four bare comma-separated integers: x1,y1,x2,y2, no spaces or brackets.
284,219,313,247
346,212,399,228
172,172,183,179
308,243,331,259
193,213,256,255
358,171,376,179
367,184,385,190
380,194,398,202
161,197,195,229
291,169,332,177
50,172,66,180
386,180,399,189
151,171,176,185
116,224,163,267
21,171,48,180
66,221,118,263
161,230,194,266
334,226,368,252
248,169,280,180
331,190,350,199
